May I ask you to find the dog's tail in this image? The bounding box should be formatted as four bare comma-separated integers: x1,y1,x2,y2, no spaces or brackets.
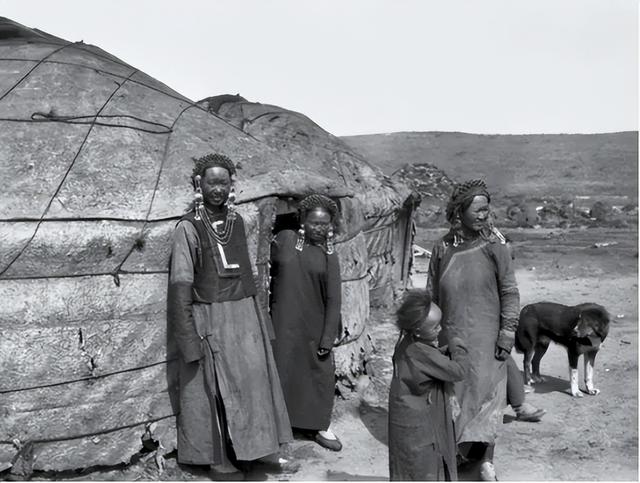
514,331,524,353
513,305,532,353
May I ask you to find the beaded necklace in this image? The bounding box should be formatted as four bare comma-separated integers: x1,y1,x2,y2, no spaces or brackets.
452,225,506,247
200,206,236,246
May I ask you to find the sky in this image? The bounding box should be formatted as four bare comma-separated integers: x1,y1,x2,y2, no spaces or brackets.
1,0,638,136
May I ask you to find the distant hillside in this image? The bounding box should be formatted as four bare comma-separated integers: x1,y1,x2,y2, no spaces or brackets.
342,131,638,199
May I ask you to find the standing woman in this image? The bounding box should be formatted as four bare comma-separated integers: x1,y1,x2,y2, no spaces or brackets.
167,153,292,476
270,194,343,451
426,179,518,481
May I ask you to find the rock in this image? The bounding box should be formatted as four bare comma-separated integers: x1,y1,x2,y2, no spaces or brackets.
391,163,455,226
589,201,613,221
592,241,619,248
507,203,540,227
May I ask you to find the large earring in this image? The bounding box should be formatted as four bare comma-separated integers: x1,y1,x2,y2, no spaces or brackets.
452,212,463,246
227,184,236,218
452,217,460,247
193,175,204,221
326,227,335,254
295,225,305,251
452,213,462,229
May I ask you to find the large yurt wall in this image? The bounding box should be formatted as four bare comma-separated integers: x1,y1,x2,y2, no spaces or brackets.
0,18,415,473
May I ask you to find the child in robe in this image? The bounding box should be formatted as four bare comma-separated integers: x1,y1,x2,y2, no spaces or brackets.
388,289,469,481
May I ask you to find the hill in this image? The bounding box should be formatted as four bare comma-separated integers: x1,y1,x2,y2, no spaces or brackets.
343,131,638,199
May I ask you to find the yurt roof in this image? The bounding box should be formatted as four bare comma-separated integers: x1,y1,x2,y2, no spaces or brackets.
0,18,364,227
200,95,413,226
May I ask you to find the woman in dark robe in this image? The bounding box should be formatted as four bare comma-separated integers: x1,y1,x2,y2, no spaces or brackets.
167,153,292,476
426,179,518,481
388,289,469,481
270,194,343,451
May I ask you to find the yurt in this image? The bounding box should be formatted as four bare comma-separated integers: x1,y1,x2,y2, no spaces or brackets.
0,18,416,474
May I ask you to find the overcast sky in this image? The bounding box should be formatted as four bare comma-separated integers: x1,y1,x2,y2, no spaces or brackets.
2,0,638,136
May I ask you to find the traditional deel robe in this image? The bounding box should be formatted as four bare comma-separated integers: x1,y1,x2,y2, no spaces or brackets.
388,335,469,481
426,234,519,444
167,209,292,465
269,230,342,430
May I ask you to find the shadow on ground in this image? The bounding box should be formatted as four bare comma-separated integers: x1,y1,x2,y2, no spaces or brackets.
523,374,573,395
358,404,389,447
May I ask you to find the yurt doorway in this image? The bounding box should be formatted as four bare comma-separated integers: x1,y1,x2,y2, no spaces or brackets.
272,198,300,236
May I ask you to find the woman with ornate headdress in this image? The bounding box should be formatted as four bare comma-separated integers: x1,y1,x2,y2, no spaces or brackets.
269,194,343,452
426,179,517,480
167,153,292,476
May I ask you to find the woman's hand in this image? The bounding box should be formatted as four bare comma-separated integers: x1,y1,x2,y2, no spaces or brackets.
448,336,467,353
317,347,331,358
494,346,510,361
449,336,464,349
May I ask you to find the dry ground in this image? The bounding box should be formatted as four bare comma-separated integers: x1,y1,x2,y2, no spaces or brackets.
46,226,637,481
278,226,638,481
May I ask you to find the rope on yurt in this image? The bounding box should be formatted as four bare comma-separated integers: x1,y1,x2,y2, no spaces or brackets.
70,42,136,71
0,414,175,445
0,42,71,102
0,268,170,281
30,112,173,134
0,359,176,395
0,215,182,223
242,107,313,127
0,69,140,278
0,113,173,135
2,38,135,72
109,103,198,286
0,57,193,106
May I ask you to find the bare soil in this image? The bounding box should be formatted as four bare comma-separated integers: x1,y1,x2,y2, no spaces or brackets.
286,226,638,481
45,226,637,481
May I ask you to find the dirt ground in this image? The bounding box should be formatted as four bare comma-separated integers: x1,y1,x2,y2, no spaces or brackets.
332,226,637,482
282,226,638,482
51,226,637,481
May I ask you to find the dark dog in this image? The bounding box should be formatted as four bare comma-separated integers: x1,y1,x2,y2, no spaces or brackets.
515,302,610,397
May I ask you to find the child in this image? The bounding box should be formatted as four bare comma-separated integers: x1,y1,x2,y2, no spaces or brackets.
388,289,468,481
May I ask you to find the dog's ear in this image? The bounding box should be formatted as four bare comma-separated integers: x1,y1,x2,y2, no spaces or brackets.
574,313,592,338
598,311,610,342
578,307,610,340
573,314,593,339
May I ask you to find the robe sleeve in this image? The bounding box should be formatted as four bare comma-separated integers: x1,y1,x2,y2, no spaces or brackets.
426,242,442,305
492,242,520,352
167,221,202,363
402,342,468,395
320,252,342,350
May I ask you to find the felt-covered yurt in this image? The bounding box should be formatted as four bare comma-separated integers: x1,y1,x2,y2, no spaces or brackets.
0,18,416,474
198,95,417,306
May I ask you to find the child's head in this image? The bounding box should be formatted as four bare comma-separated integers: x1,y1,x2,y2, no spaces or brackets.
396,289,442,343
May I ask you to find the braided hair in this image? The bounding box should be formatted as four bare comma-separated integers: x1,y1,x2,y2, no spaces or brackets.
445,179,495,243
396,289,432,331
445,179,491,223
191,153,236,187
298,194,340,227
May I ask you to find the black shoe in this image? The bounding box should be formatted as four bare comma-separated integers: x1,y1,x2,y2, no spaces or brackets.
315,432,342,452
253,457,300,474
